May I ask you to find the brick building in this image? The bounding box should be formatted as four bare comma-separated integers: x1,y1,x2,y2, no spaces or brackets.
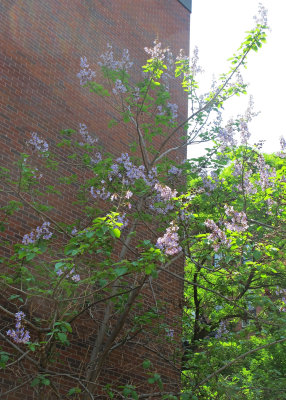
0,1,191,398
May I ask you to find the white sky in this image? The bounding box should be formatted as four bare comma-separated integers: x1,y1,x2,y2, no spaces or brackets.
188,0,286,155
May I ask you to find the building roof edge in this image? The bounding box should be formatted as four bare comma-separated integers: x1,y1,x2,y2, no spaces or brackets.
177,0,192,13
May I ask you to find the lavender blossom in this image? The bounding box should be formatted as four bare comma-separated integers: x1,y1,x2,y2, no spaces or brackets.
154,183,177,201
71,274,80,282
98,44,133,71
125,190,133,199
205,219,231,252
166,328,174,338
71,227,78,236
190,46,204,76
22,221,53,245
90,152,102,164
217,122,237,150
157,103,178,123
28,132,49,155
215,321,229,339
255,155,276,190
77,57,96,85
108,153,158,186
144,40,167,61
116,213,128,230
233,162,257,195
239,120,251,144
90,186,111,201
56,266,80,282
253,3,268,27
79,123,97,146
112,79,127,95
224,205,248,232
280,136,286,151
156,222,182,256
168,166,181,176
7,311,30,344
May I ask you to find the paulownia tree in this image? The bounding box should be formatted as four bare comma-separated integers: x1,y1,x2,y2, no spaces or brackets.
1,4,284,399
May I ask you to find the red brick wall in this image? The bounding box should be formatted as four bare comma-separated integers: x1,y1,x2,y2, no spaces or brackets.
0,1,190,398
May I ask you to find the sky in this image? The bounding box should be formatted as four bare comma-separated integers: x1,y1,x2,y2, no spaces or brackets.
188,0,286,155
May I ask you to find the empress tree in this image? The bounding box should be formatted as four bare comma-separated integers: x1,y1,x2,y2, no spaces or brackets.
0,4,281,399
182,125,286,399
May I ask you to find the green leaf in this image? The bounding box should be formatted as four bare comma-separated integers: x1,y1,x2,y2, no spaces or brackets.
68,387,82,395
113,228,121,238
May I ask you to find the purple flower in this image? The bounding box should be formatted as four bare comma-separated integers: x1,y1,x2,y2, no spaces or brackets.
144,40,167,61
108,153,157,187
224,205,248,232
90,152,102,165
154,183,177,201
56,266,80,282
7,311,30,344
112,79,127,95
98,44,133,71
168,166,181,176
22,221,53,245
71,274,80,282
255,155,276,191
125,190,133,199
71,227,78,236
156,222,182,256
28,132,49,155
77,57,96,85
79,123,97,146
116,213,128,230
157,103,178,123
166,328,174,337
205,219,231,252
215,321,229,339
90,186,111,201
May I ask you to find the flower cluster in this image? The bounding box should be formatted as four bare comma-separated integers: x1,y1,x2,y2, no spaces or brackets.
162,49,175,88
22,221,53,245
168,166,182,176
7,311,30,344
77,57,96,86
255,155,276,190
28,132,49,155
79,123,97,146
190,46,204,77
56,267,80,282
166,328,174,338
149,184,177,215
204,219,231,252
90,185,111,201
113,79,127,95
90,152,102,164
144,40,168,61
115,213,129,230
217,123,237,150
157,102,178,123
239,120,251,144
253,3,268,27
275,288,286,312
233,162,256,195
215,320,229,339
108,153,157,186
156,222,182,256
201,171,220,195
98,44,133,71
154,183,177,201
224,205,248,232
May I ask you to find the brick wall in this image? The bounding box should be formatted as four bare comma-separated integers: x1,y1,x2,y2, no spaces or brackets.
0,1,190,398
